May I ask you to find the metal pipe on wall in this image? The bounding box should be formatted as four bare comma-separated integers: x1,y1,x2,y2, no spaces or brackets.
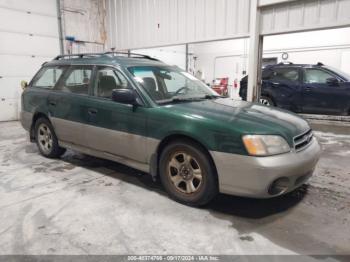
56,0,64,55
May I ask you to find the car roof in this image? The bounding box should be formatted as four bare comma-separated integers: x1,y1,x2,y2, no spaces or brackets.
43,52,167,68
265,62,325,69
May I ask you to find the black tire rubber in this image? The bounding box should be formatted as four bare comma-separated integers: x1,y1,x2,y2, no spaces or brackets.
159,139,218,206
260,96,275,106
34,117,66,158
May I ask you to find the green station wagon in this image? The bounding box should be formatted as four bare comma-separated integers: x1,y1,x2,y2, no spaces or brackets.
20,52,321,206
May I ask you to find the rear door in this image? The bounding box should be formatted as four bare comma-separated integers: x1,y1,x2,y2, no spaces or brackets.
48,65,94,146
301,68,347,114
84,66,148,163
263,67,302,111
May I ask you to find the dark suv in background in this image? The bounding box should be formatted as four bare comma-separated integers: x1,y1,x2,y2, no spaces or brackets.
240,63,350,115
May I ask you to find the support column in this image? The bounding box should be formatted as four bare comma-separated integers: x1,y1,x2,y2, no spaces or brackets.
56,0,64,55
185,43,189,72
247,0,263,102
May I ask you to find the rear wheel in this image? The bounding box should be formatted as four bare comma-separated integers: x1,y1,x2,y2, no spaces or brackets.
34,118,66,158
159,140,218,206
260,96,275,106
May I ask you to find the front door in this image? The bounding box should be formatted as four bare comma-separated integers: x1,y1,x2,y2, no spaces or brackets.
84,66,148,164
301,68,347,115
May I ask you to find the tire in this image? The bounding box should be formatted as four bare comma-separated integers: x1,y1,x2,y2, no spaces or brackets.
159,139,218,206
34,117,66,158
259,96,275,106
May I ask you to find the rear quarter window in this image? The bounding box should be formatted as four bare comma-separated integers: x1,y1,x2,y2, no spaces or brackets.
32,67,65,89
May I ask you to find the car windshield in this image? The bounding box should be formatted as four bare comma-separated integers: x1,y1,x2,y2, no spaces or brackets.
325,66,350,81
128,66,219,104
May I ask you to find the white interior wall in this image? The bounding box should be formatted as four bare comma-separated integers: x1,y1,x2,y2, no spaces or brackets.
192,27,350,85
0,0,60,121
133,45,187,70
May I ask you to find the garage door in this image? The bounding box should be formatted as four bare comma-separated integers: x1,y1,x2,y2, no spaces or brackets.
0,0,60,121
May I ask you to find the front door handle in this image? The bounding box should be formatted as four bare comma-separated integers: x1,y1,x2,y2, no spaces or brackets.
88,108,98,115
305,87,312,92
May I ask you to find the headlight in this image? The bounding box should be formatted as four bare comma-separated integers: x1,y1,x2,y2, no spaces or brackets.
242,135,290,156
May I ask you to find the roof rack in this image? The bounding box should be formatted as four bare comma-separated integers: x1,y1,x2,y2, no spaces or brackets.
53,52,160,61
53,53,104,60
104,51,160,61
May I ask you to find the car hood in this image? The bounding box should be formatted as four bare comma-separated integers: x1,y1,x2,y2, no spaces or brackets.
161,98,310,144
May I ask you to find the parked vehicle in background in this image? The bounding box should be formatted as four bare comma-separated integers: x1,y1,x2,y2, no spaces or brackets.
20,53,321,206
212,77,229,96
239,63,350,115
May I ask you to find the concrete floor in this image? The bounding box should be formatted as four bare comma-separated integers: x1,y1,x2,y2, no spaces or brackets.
0,121,349,256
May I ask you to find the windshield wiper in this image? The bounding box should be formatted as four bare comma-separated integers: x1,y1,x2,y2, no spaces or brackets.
157,97,205,104
202,94,220,99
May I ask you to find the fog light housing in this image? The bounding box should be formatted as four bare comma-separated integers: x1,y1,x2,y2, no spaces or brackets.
268,177,290,195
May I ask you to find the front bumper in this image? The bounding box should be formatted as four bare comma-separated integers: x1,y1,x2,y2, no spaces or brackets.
210,137,321,198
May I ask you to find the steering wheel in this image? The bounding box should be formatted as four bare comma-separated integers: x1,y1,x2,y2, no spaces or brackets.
174,86,190,95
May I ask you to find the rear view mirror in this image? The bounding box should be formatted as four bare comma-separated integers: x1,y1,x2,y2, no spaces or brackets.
112,89,139,105
21,80,28,90
326,78,339,86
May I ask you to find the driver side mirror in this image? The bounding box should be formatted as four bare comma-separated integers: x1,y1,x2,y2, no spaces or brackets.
326,77,339,86
112,89,139,105
21,80,28,90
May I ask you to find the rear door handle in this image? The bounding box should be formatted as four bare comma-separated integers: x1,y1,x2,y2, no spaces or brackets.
48,100,57,106
305,87,312,92
88,108,98,115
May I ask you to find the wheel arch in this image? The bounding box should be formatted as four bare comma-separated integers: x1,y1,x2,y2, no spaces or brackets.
30,112,50,142
151,133,218,182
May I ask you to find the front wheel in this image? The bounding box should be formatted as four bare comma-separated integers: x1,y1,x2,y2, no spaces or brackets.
34,118,66,158
159,140,218,206
259,96,275,106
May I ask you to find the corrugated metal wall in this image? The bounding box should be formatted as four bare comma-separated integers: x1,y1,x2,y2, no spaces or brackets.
106,0,251,50
62,0,107,53
261,0,350,35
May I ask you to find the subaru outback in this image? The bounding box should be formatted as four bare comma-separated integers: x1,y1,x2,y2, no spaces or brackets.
20,53,321,206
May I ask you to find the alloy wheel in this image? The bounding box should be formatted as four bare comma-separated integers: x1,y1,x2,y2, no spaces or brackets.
167,152,203,194
37,123,53,154
260,98,271,106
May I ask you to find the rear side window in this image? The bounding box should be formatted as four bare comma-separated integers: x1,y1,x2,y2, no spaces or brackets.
270,68,299,83
32,67,64,89
57,66,93,95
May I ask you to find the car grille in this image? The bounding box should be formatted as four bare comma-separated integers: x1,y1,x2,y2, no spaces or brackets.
294,129,313,152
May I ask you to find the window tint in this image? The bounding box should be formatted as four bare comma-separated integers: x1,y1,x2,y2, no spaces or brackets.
95,68,130,99
304,69,334,84
270,68,299,83
58,67,92,95
32,67,64,88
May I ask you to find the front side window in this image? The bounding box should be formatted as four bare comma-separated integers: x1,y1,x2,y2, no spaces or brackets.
94,67,131,99
128,66,218,103
32,67,64,89
270,68,299,83
58,66,92,95
304,69,335,84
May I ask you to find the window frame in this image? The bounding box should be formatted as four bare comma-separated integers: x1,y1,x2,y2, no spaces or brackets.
54,65,94,96
92,66,132,99
30,66,67,89
91,65,146,106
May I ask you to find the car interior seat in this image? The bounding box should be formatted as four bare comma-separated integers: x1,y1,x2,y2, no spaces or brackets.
98,75,117,98
142,77,163,100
